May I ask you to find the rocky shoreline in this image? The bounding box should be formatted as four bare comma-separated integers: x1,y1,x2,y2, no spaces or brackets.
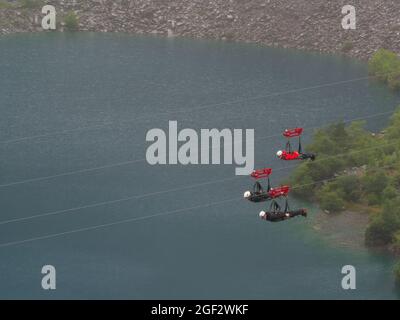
312,209,369,251
1,0,400,61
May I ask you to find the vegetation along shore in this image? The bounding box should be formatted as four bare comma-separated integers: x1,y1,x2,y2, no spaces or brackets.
289,49,400,285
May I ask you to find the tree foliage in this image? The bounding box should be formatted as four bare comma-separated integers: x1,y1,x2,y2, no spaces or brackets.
289,106,400,248
394,261,400,286
368,49,400,90
64,11,79,31
365,199,400,246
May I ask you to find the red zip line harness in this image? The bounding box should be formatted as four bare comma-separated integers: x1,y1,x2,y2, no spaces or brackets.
283,127,303,138
268,186,290,199
250,168,272,179
244,168,290,203
247,128,310,221
278,127,316,161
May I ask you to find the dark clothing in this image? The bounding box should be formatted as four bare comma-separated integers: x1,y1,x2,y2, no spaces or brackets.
247,181,270,202
248,192,272,203
253,181,264,194
299,153,316,161
264,209,307,222
284,136,315,161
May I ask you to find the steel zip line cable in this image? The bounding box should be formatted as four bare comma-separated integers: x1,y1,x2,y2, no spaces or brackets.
0,75,376,145
0,137,397,226
0,108,396,189
0,72,398,247
0,163,394,249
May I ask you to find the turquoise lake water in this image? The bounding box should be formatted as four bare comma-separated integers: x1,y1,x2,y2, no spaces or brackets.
0,33,399,299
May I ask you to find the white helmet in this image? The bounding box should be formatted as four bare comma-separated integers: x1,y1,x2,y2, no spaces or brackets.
259,211,266,218
243,191,251,199
276,150,283,157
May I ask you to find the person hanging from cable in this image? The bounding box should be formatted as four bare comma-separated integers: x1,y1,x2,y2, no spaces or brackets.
259,197,307,222
244,168,271,202
244,168,290,203
276,128,316,161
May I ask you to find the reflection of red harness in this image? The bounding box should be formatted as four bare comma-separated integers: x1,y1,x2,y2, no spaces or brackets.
280,150,300,161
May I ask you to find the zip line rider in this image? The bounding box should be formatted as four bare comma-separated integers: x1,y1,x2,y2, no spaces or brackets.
244,168,290,203
276,128,316,161
259,197,307,222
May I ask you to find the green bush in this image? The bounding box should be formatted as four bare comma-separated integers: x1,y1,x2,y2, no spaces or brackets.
392,231,400,253
368,49,400,83
318,190,345,213
382,185,398,201
342,41,354,53
365,199,400,246
336,175,362,202
290,164,315,199
386,108,400,140
394,261,400,286
362,170,389,196
330,123,350,148
367,194,382,206
391,171,400,189
19,0,43,8
381,151,398,167
346,121,371,144
308,123,350,156
388,70,400,90
291,177,316,199
308,134,337,155
64,11,79,31
308,158,345,182
365,217,391,245
0,0,15,8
